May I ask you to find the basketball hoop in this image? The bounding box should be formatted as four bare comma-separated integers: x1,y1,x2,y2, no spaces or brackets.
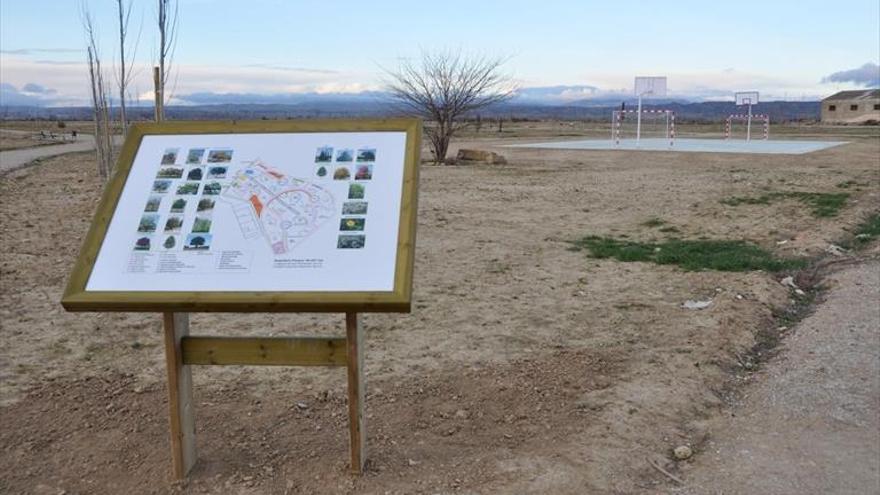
734,91,760,141
633,77,668,145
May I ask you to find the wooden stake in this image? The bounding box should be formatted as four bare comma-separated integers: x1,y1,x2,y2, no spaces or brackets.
345,312,366,473
163,312,196,479
153,66,163,123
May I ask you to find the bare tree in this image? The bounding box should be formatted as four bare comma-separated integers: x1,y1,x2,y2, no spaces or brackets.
384,50,515,164
82,4,115,179
156,0,179,119
115,0,140,136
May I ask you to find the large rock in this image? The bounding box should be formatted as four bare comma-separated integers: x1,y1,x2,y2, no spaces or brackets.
455,148,507,164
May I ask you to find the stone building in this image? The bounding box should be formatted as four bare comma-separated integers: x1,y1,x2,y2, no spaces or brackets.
820,89,880,124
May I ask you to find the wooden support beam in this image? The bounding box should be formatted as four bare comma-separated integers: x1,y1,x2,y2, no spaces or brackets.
346,312,366,473
160,314,367,479
162,312,197,480
181,336,347,366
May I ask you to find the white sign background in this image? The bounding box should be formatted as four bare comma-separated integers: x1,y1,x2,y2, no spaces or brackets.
86,131,407,292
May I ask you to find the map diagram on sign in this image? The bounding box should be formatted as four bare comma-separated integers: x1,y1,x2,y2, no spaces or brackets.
222,160,335,255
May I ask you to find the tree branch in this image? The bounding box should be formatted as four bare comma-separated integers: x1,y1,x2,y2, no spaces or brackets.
382,50,516,164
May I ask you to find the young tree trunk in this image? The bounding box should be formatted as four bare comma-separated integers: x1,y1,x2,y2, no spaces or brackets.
102,98,114,173
87,47,105,178
157,0,178,121
158,34,165,121
435,134,451,165
427,121,453,165
117,0,128,136
83,5,118,181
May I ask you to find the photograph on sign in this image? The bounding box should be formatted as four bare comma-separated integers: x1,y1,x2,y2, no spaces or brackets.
634,76,667,97
62,120,420,312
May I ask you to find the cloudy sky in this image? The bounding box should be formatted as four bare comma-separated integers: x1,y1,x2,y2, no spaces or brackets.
1,0,878,106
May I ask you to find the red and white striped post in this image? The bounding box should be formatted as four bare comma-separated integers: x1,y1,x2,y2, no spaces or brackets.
612,109,674,146
614,111,622,145
725,114,769,141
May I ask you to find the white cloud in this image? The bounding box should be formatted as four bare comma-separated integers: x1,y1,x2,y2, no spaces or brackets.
0,55,88,105
574,68,829,100
0,51,841,107
821,62,880,87
0,53,381,106
0,48,82,55
21,82,57,94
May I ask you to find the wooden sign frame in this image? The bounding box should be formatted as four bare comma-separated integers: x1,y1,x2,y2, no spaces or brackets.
60,118,422,480
61,118,422,313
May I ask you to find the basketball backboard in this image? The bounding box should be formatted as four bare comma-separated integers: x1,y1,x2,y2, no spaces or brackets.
634,76,667,97
735,91,759,105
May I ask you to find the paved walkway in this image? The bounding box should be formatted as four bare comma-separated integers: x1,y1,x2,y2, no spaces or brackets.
0,132,96,174
507,137,847,155
678,260,880,494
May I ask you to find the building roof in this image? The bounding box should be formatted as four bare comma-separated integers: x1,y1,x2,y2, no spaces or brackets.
822,89,880,101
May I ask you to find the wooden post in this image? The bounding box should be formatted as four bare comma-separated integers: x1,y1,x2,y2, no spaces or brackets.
154,67,193,480
153,66,163,122
162,312,197,479
345,312,366,473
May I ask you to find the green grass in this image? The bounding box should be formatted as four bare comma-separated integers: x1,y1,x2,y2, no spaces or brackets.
721,191,849,218
788,192,850,217
570,236,806,272
851,213,880,248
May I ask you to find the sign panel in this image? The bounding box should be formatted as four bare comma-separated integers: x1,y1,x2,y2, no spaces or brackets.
634,76,667,97
62,119,421,312
735,91,759,105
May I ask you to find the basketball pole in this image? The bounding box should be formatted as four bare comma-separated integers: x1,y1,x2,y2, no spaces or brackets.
636,94,642,145
746,102,752,142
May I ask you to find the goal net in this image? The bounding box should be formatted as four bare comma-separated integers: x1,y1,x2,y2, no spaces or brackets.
612,110,675,146
724,114,769,140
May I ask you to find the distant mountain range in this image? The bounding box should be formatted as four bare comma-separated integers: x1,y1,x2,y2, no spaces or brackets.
0,85,822,122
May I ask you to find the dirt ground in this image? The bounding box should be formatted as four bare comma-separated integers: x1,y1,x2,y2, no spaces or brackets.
1,122,878,494
0,129,60,152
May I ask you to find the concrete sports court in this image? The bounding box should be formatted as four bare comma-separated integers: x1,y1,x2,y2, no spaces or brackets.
507,138,847,155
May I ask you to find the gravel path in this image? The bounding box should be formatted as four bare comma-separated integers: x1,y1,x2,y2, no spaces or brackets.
0,133,96,174
679,260,880,494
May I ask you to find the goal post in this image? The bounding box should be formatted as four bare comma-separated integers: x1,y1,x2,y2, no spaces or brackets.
613,109,676,146
725,113,769,140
